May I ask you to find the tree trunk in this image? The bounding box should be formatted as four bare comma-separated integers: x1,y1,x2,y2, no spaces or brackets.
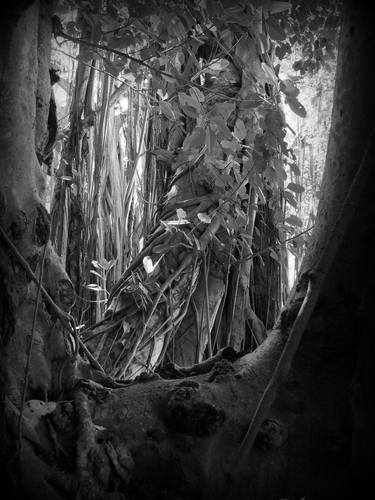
1,2,374,500
0,3,75,496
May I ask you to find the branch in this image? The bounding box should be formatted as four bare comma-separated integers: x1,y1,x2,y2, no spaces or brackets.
0,226,72,331
234,225,315,267
0,226,104,373
53,23,230,98
160,346,236,378
18,238,48,450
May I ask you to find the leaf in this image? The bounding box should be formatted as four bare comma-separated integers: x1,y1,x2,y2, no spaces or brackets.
292,235,305,249
207,58,230,72
181,105,199,119
257,254,265,267
284,190,298,208
122,72,136,83
269,248,280,262
207,101,235,122
222,214,236,232
275,43,291,60
285,215,303,227
143,255,164,274
254,184,266,205
157,88,168,100
274,160,287,183
261,62,279,86
152,148,174,162
267,16,286,41
103,58,123,77
209,117,232,140
189,87,205,103
167,16,185,38
238,94,263,109
287,182,305,194
166,185,178,200
267,1,292,13
90,270,103,279
285,96,307,118
264,165,278,184
221,139,240,152
161,72,177,84
280,79,299,98
178,92,201,111
265,109,285,138
183,127,206,152
162,219,189,227
174,51,185,72
176,208,187,221
206,127,217,153
100,258,114,270
86,284,105,292
289,163,301,176
234,119,247,141
159,101,176,120
139,48,153,60
109,33,135,49
197,212,211,224
142,256,155,274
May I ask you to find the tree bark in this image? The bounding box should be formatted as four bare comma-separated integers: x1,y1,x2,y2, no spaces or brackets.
1,2,375,500
0,4,75,496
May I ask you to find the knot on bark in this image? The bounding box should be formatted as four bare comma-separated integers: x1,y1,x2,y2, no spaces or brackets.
208,358,234,382
49,401,75,433
255,418,288,450
35,204,50,246
164,382,225,436
58,279,76,312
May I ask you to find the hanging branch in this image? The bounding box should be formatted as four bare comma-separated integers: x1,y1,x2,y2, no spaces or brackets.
17,238,48,451
0,226,104,373
52,18,237,99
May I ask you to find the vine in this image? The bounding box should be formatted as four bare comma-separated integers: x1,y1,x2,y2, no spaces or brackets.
48,0,336,377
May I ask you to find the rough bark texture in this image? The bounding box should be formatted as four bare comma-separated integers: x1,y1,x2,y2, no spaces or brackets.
1,2,374,500
0,3,74,495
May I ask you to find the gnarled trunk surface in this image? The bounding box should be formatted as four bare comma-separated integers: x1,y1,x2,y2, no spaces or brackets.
0,2,374,500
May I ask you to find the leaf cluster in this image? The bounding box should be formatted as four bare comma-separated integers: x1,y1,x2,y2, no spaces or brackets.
271,0,340,74
53,0,336,278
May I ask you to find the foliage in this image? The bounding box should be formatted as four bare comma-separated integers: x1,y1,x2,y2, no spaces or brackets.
272,0,340,74
278,54,336,283
47,0,337,377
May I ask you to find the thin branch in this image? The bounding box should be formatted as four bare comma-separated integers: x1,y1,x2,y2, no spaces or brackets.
0,226,73,331
17,238,48,451
0,226,104,373
234,225,315,267
55,28,240,100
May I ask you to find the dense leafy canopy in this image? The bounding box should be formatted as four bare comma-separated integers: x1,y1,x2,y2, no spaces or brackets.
48,0,337,376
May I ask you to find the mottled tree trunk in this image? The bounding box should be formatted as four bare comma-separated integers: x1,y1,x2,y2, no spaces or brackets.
1,2,374,500
0,3,74,496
